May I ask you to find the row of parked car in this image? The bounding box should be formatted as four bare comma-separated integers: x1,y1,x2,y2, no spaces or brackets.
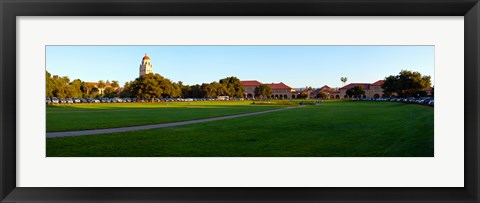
355,97,434,106
46,97,232,104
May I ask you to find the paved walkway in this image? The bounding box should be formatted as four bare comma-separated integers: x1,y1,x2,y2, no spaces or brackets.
46,107,297,138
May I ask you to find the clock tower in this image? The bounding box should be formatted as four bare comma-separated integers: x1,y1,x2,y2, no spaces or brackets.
139,53,153,77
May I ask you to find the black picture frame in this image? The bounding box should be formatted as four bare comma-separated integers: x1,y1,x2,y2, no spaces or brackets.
1,0,479,202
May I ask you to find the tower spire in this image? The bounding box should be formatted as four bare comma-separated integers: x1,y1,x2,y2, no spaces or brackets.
139,54,153,77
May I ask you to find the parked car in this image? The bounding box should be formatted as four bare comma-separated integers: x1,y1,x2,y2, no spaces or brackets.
46,98,51,104
101,98,111,103
60,98,67,104
51,97,59,104
73,98,81,103
66,98,74,104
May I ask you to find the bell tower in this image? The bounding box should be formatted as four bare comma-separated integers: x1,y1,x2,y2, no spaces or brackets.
139,53,153,77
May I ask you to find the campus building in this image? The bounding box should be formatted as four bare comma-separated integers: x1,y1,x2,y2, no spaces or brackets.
337,80,386,99
240,80,295,99
310,85,341,99
324,80,431,99
84,82,116,95
139,53,153,77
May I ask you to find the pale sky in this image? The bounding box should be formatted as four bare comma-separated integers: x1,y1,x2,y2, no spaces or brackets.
46,45,434,88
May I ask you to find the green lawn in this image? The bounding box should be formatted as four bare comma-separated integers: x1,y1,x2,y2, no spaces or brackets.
46,101,284,132
46,101,434,157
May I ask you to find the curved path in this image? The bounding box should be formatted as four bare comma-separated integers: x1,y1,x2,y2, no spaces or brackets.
46,106,298,138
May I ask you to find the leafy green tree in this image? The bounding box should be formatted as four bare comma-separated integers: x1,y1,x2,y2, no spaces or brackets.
298,92,309,99
69,79,83,98
131,73,164,102
190,84,204,98
346,86,365,98
181,85,193,98
104,87,117,98
219,76,245,98
46,71,54,98
317,92,328,100
381,70,432,97
91,88,99,98
81,82,94,98
254,84,272,100
170,82,182,98
120,82,133,98
111,80,119,89
201,83,214,98
52,76,69,99
212,81,226,97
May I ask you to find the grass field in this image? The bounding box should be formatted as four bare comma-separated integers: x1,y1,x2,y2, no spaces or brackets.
46,101,434,157
46,101,285,132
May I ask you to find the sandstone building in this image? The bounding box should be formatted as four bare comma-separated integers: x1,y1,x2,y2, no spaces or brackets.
139,53,153,77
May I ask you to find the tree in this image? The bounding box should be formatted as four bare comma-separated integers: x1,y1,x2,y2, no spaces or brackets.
120,82,133,98
190,84,204,98
170,82,182,98
131,73,164,102
298,92,309,99
81,82,94,98
341,77,348,87
98,80,106,95
68,79,83,98
111,80,119,89
346,85,365,98
381,70,432,97
103,87,117,98
200,83,213,98
219,76,245,98
51,75,69,99
181,85,193,98
254,84,272,100
91,88,99,98
317,92,328,100
46,71,54,98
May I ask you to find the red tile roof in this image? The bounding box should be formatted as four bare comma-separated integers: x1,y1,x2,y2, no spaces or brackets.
240,80,262,86
340,83,371,90
319,85,331,90
371,80,385,86
267,82,292,90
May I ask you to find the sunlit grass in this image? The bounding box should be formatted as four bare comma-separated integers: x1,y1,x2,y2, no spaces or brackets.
46,101,434,157
46,100,287,132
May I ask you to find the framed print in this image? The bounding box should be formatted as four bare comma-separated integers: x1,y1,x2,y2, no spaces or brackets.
1,0,480,202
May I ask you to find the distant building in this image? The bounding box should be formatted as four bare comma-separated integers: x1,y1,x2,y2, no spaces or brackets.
240,80,295,99
84,82,114,95
336,80,431,99
267,82,295,99
241,80,262,98
139,53,154,77
310,85,340,99
337,80,385,99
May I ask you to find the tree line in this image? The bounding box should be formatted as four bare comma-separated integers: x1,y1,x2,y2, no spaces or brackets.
344,70,432,98
46,71,120,99
381,70,432,97
46,71,246,101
